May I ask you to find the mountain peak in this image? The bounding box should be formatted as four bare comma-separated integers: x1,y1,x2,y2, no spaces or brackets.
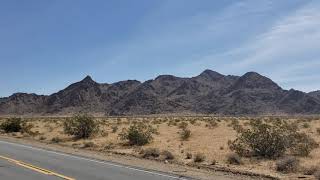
198,69,224,80
232,72,281,90
80,75,96,84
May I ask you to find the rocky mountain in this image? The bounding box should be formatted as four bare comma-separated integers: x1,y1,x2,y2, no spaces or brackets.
309,90,320,101
1,70,320,116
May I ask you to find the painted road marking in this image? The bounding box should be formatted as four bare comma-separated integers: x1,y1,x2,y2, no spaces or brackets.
0,155,75,180
0,140,187,179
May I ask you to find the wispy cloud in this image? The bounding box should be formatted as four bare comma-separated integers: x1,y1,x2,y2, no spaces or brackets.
175,0,320,91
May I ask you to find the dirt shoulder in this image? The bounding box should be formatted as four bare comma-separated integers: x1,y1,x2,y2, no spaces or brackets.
0,135,274,180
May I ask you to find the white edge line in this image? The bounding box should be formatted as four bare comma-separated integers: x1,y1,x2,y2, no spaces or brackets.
0,140,188,180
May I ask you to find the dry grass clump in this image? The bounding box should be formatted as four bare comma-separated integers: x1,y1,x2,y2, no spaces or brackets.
227,153,242,165
302,165,319,175
314,170,320,180
194,153,206,163
141,148,160,159
180,128,191,141
276,156,299,173
161,150,175,160
186,152,192,159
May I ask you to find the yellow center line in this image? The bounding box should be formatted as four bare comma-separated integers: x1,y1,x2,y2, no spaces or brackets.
0,155,75,180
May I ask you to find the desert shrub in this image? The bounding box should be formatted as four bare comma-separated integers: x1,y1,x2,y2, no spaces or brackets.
0,118,34,135
51,137,62,143
141,148,160,159
276,156,299,173
227,153,242,165
180,128,191,141
229,120,318,158
119,123,154,146
1,118,22,133
161,150,174,160
63,114,98,139
316,128,320,135
194,153,206,163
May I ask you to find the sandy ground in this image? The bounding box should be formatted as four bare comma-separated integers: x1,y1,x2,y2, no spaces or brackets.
1,116,320,180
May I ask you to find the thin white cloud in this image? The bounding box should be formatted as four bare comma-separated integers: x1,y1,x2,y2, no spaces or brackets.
229,1,320,67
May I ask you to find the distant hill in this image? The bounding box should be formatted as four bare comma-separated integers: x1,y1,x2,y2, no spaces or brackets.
1,70,320,116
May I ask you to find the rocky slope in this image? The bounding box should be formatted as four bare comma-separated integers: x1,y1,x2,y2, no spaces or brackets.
1,70,320,115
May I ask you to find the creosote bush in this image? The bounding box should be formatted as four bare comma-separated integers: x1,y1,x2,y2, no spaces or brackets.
1,118,22,133
119,122,155,146
229,120,318,158
63,114,98,139
0,117,34,135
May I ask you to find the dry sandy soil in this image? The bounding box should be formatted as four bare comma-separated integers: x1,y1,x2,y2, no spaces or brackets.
1,116,320,180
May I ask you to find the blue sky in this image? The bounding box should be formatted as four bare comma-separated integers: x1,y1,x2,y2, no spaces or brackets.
1,0,320,97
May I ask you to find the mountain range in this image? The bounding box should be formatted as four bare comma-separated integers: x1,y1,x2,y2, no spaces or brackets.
1,70,320,116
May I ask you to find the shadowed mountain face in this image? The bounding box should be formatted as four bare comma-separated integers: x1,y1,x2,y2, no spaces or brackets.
1,70,320,115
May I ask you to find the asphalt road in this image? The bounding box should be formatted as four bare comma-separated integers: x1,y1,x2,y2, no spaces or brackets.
0,140,188,180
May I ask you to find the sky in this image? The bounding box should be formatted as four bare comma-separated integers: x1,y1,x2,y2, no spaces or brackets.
1,0,320,97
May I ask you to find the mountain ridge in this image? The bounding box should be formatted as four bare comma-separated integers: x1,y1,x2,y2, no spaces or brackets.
1,70,320,116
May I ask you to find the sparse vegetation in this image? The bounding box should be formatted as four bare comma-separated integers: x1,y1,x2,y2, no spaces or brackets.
63,114,98,139
1,116,320,178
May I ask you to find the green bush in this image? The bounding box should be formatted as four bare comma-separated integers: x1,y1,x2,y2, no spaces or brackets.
229,120,318,158
63,114,98,139
119,123,155,146
1,118,22,133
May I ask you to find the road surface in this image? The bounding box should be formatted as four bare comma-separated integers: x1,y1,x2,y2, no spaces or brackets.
0,140,188,180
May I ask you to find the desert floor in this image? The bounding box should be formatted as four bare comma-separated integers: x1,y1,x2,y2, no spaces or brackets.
1,116,320,179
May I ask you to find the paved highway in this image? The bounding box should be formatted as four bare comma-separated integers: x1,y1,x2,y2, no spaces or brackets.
0,140,188,180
